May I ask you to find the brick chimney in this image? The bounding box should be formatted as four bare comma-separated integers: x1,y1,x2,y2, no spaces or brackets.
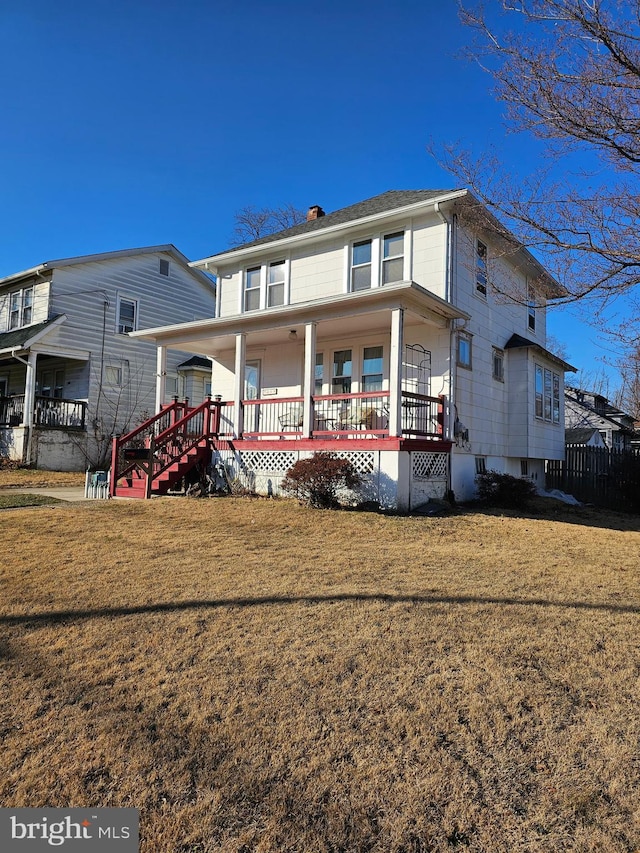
306,205,325,221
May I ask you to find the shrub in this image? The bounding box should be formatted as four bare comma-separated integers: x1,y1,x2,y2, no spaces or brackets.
281,452,363,509
475,470,537,509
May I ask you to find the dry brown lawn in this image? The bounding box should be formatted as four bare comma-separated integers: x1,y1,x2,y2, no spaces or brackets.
1,496,639,852
0,467,85,489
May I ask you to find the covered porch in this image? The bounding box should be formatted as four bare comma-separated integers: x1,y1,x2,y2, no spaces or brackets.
136,281,468,449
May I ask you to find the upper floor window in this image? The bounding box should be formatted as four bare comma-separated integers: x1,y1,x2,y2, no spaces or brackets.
244,267,261,312
117,295,138,334
457,331,472,370
159,259,170,276
535,364,560,424
268,260,285,307
332,349,352,394
476,240,487,297
9,286,34,330
362,346,383,391
528,283,536,331
382,232,404,285
351,240,372,291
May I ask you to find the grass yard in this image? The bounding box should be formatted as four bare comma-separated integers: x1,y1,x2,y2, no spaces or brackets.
1,496,639,852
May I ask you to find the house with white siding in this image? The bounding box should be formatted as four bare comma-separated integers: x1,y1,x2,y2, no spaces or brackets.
114,190,574,507
0,245,216,471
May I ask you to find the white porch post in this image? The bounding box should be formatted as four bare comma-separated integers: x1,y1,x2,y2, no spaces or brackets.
302,322,317,438
233,333,246,438
155,345,167,413
389,308,404,437
23,351,37,428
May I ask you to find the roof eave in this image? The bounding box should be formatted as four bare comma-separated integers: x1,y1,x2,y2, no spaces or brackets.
192,190,470,272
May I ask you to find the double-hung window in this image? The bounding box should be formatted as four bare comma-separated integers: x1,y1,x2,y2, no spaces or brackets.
492,347,504,382
535,364,560,424
476,240,487,297
244,267,261,312
528,283,536,331
361,346,383,391
382,232,404,284
351,240,372,291
117,295,138,334
268,260,285,307
332,349,352,394
315,353,324,395
8,286,34,330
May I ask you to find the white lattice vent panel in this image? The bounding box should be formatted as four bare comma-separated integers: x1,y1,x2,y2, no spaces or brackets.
333,450,376,475
236,450,297,475
412,452,448,480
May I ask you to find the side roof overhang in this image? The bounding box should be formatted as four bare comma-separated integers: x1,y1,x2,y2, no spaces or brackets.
131,280,469,358
504,333,576,372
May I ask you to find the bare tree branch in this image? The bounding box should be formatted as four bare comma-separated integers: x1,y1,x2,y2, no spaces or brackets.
230,204,306,245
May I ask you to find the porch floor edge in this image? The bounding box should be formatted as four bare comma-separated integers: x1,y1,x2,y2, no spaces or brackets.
212,437,452,453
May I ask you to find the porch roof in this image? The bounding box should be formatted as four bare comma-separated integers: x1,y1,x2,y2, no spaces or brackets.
0,314,67,356
131,280,469,357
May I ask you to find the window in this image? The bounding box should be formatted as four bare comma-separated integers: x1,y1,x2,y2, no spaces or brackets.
315,353,324,395
382,232,404,284
528,283,536,331
476,240,487,297
105,366,124,387
351,240,372,291
361,346,383,391
520,460,529,477
492,347,504,382
117,296,138,334
475,457,487,475
535,364,560,424
332,349,352,394
159,259,170,276
457,331,472,369
268,260,285,307
38,369,65,398
8,286,34,330
244,267,261,312
244,361,260,400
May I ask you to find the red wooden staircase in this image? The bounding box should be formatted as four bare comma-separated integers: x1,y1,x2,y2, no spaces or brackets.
110,398,221,499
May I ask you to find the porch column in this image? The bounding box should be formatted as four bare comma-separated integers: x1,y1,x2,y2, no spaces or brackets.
23,351,37,428
233,333,246,438
155,345,167,413
302,322,317,438
389,308,404,437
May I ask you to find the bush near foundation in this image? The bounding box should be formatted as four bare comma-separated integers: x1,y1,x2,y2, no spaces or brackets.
475,470,537,509
282,452,362,509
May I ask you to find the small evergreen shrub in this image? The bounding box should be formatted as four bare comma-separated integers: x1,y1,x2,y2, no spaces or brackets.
475,470,537,509
281,452,363,509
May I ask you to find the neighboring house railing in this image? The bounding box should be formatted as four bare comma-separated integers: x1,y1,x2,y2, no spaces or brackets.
0,394,87,430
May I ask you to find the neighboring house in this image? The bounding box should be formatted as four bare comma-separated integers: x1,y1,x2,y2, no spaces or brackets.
0,246,216,471
565,386,636,450
564,427,607,448
118,189,574,507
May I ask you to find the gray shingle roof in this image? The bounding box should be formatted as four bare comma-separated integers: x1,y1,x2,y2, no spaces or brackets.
0,316,63,353
214,190,458,257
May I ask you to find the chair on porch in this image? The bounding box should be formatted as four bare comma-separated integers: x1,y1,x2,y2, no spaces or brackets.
279,406,303,431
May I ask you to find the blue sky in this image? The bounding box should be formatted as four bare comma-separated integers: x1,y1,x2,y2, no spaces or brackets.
0,0,618,386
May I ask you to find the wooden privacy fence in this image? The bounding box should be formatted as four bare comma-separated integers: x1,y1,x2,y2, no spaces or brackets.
546,445,640,511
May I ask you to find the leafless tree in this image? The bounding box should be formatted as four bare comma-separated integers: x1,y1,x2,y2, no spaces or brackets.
438,1,640,320
230,204,306,245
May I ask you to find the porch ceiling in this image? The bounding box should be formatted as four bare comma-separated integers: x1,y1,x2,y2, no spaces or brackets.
131,280,469,358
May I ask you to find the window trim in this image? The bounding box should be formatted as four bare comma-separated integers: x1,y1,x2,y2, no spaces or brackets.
476,239,488,298
492,347,504,382
535,363,560,424
456,331,472,370
8,285,34,331
116,293,139,335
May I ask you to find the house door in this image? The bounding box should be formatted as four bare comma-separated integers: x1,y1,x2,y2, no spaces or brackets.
244,361,260,400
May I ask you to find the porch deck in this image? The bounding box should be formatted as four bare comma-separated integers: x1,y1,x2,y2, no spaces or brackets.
0,395,87,430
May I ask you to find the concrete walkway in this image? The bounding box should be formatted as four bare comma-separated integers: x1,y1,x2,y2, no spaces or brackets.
0,486,90,502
